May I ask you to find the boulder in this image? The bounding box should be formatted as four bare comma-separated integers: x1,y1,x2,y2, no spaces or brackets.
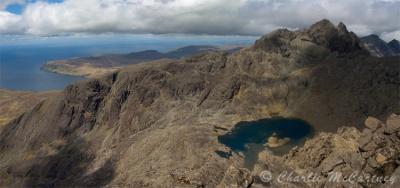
376,153,388,164
218,166,253,188
365,117,383,131
385,114,400,134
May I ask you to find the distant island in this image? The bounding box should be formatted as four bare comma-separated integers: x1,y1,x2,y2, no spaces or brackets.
41,45,243,78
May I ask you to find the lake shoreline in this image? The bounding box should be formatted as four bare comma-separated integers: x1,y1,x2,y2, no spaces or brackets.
218,117,314,169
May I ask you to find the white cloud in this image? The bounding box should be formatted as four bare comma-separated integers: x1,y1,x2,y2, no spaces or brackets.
0,11,24,34
0,0,399,40
381,30,400,41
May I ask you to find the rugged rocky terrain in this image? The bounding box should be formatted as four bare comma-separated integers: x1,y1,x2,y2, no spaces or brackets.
41,45,242,78
252,114,400,188
0,89,58,127
361,35,400,57
0,19,399,187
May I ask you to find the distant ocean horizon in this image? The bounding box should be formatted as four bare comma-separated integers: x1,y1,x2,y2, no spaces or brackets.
0,35,256,91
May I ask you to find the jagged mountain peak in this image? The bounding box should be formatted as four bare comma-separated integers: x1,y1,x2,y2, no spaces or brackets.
254,19,364,56
389,39,400,44
337,22,347,32
308,19,336,33
308,19,352,36
360,34,400,57
388,39,400,54
306,19,363,53
362,34,383,41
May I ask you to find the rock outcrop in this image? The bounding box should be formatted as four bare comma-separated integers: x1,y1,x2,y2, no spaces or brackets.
265,133,290,148
0,19,399,187
252,114,400,187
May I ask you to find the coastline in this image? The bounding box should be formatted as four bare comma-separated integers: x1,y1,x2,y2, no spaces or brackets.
41,61,121,78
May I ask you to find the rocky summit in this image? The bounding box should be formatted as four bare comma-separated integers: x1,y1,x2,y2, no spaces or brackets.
0,19,399,187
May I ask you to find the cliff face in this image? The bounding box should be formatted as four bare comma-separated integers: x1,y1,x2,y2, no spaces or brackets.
0,20,399,187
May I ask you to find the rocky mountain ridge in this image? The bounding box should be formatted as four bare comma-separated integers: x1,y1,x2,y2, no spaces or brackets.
0,89,58,127
361,35,400,57
41,45,242,78
388,39,400,54
0,19,399,187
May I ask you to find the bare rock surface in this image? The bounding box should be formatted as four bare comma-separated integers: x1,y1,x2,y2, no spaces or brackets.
252,114,400,187
365,117,383,130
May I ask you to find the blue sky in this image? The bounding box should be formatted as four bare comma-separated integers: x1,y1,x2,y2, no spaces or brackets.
0,0,399,41
5,3,23,14
5,0,63,14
